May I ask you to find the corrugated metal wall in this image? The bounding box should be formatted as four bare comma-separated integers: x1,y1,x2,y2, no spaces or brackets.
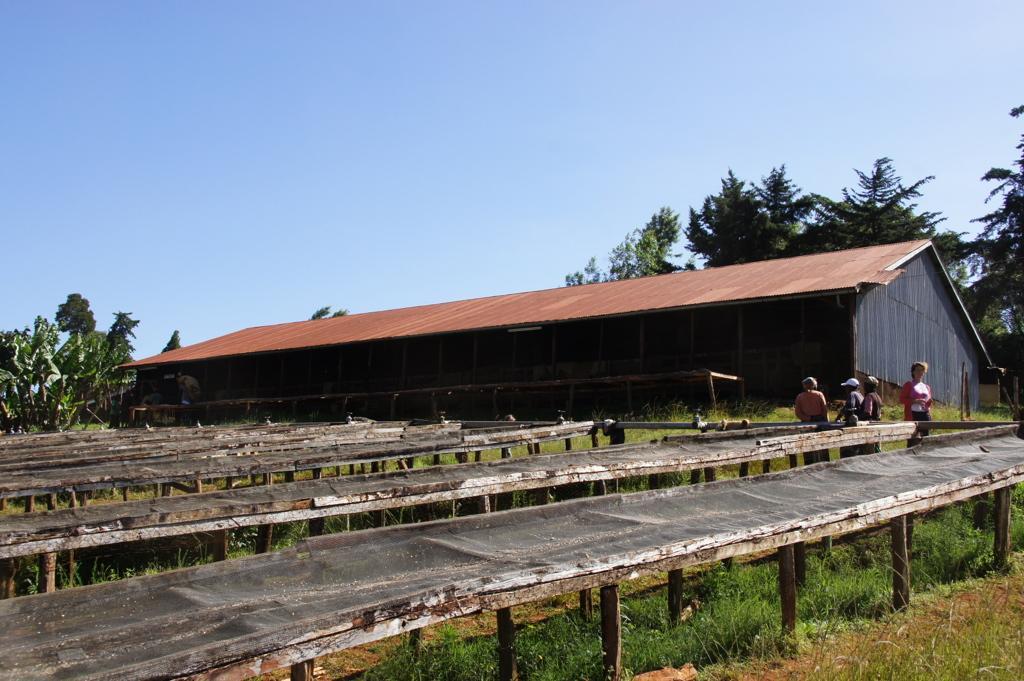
856,251,981,409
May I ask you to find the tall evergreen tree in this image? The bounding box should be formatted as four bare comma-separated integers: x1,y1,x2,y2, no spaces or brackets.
686,171,801,267
162,330,182,353
756,165,815,233
797,158,944,253
106,311,140,354
968,105,1024,374
55,293,96,336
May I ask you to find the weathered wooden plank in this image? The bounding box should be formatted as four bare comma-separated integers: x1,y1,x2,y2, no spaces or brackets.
0,423,594,499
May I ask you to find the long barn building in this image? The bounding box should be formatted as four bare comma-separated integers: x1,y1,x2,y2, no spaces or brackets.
126,240,990,420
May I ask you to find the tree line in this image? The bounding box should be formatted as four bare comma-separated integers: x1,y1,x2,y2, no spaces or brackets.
0,295,186,431
566,106,1024,380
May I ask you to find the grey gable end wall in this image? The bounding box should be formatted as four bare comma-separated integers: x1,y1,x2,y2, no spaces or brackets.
855,251,981,409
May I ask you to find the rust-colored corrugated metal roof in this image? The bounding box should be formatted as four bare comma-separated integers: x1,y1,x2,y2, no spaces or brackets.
126,240,932,368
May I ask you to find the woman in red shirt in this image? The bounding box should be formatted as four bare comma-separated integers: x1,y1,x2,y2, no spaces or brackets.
899,361,933,421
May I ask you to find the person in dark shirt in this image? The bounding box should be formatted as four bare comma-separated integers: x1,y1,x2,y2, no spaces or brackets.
839,378,865,459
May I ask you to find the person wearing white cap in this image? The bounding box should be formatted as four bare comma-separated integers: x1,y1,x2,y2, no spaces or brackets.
838,378,865,458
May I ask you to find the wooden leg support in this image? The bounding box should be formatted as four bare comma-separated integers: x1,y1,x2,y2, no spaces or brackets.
38,553,57,593
793,542,806,587
891,515,911,611
600,584,622,681
973,493,990,530
778,545,797,634
738,462,749,478
579,588,594,620
212,530,229,561
290,659,314,681
1,558,16,598
667,569,684,625
497,607,518,681
994,485,1013,569
256,525,274,554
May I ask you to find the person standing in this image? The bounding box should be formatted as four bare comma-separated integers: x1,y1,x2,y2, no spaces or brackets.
838,378,865,424
859,376,883,422
838,378,865,458
795,377,829,463
899,362,933,421
859,376,884,454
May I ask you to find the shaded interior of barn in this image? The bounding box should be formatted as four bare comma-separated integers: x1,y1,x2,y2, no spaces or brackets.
134,295,855,420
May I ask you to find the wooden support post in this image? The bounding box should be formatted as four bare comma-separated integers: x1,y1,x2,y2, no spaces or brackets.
667,568,684,625
788,454,799,469
501,447,512,459
579,588,594,620
478,494,491,514
703,467,716,482
706,372,716,411
67,550,75,587
121,487,129,502
475,450,483,462
497,607,518,681
891,515,911,611
793,543,806,587
432,454,442,466
532,480,548,505
284,472,295,484
591,431,600,448
290,659,315,681
739,462,749,478
689,469,702,485
994,485,1013,569
212,530,229,561
1,558,15,599
564,437,573,451
600,584,622,681
973,493,990,530
778,545,797,634
762,459,772,474
256,474,274,553
24,495,35,513
38,553,56,593
256,524,274,554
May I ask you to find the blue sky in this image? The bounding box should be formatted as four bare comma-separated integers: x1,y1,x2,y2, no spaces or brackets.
2,1,1021,359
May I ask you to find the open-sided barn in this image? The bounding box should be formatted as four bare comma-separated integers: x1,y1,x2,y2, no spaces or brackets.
126,239,989,420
